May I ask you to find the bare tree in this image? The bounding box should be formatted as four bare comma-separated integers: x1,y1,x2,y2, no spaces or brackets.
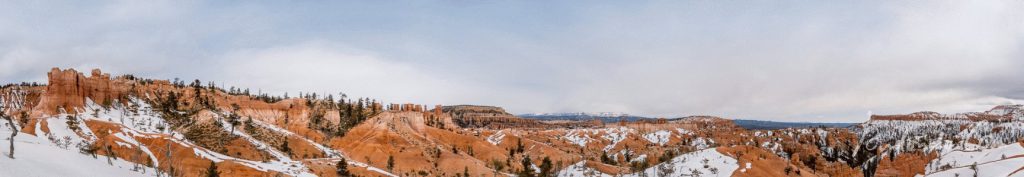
656,163,675,177
2,106,17,158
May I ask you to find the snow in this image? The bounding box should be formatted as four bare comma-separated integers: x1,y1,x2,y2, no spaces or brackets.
112,131,160,167
18,97,328,177
1,122,158,177
249,113,397,177
858,119,1024,154
642,130,671,146
561,127,640,151
631,148,738,177
80,98,170,135
676,128,693,136
601,127,632,152
557,148,739,177
925,157,1024,177
487,130,506,145
563,129,595,147
691,137,714,150
631,154,647,163
207,112,315,177
924,143,1024,177
557,161,612,177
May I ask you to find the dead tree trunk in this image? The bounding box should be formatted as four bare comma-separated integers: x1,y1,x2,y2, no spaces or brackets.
3,111,16,159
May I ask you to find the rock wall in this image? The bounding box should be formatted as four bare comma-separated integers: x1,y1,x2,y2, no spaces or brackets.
35,68,132,116
441,105,554,129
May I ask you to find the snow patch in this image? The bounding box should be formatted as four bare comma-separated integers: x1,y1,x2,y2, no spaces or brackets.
487,130,506,145
642,130,671,146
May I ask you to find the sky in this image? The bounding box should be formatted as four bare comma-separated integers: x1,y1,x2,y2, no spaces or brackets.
1,1,1022,122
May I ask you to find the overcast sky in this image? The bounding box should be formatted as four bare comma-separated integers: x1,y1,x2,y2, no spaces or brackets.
1,1,1022,122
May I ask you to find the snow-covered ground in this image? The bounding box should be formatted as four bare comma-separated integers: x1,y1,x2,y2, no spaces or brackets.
558,148,739,177
557,161,613,177
643,130,671,146
691,137,714,150
1,122,158,177
564,129,596,147
601,127,632,152
923,143,1024,177
859,120,1024,154
631,148,738,177
487,130,506,145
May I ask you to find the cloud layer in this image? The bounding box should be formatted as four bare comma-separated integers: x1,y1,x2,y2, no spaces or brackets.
1,1,1022,122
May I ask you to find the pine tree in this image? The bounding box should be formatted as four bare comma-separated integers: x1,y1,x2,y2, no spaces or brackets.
516,138,525,153
539,156,553,177
491,159,506,176
463,166,470,177
336,158,351,177
66,115,79,132
600,151,614,165
519,156,535,177
387,155,395,172
205,161,220,177
228,114,239,134
281,140,293,157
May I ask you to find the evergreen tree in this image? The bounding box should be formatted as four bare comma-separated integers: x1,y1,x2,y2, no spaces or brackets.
205,161,220,177
519,156,535,177
600,151,614,165
491,159,506,176
228,114,239,134
281,140,293,157
336,158,351,177
387,155,395,172
539,156,553,177
516,138,525,153
66,115,79,132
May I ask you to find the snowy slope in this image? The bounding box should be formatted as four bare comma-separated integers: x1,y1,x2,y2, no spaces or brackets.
557,161,613,177
642,130,671,146
923,143,1024,177
558,148,739,177
1,123,158,177
630,148,738,177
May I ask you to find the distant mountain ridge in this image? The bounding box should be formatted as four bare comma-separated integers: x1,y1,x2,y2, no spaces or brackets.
520,112,858,130
870,104,1024,121
732,119,856,130
518,112,653,122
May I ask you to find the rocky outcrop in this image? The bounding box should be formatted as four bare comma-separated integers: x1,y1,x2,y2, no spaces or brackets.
35,68,131,115
441,105,554,129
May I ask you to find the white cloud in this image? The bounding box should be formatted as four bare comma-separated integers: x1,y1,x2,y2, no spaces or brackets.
212,41,487,105
0,1,1022,122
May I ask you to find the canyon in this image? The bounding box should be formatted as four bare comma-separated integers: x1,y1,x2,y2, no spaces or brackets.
1,68,1023,177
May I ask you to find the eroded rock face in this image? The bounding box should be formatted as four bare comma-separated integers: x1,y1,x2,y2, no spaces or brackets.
35,68,129,115
442,105,554,129
12,67,1024,177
